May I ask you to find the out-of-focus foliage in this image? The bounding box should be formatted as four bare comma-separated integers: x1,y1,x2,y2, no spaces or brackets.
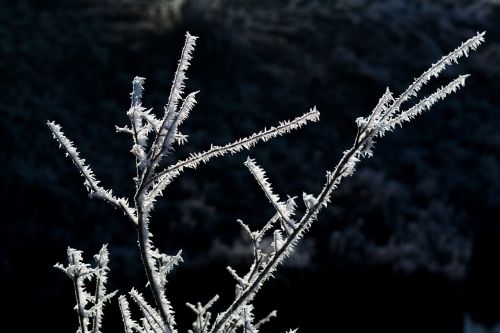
2,0,499,332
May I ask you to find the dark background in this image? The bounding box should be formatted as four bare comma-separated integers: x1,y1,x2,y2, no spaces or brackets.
1,0,499,332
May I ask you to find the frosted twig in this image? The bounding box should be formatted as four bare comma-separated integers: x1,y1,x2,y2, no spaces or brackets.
146,108,320,206
149,32,198,167
384,74,469,131
381,31,485,123
52,30,485,333
55,247,116,333
254,310,277,330
245,158,295,230
130,289,165,333
119,296,141,333
47,121,138,224
92,245,116,333
209,32,485,333
186,295,219,333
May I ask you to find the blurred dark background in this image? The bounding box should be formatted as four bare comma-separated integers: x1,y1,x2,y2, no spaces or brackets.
1,0,499,332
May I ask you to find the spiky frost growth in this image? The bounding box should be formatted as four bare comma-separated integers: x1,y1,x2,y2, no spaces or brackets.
209,162,299,333
254,310,277,331
209,32,485,333
51,31,319,333
91,245,116,333
186,295,220,333
242,305,256,333
129,289,166,333
119,296,141,333
145,108,320,210
355,32,485,157
245,158,295,230
55,246,117,333
126,76,151,172
152,32,197,163
51,31,484,333
47,121,138,224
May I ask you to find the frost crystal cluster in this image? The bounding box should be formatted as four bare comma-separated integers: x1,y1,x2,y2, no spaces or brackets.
49,31,485,332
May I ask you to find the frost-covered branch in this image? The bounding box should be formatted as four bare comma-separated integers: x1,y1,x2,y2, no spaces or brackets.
119,33,316,330
92,245,116,333
186,295,220,333
254,310,277,330
355,31,485,149
47,121,138,224
209,32,485,333
244,158,295,231
55,246,116,333
52,30,485,333
146,108,320,208
127,76,153,174
52,30,320,333
383,31,484,121
129,289,166,333
149,32,198,167
119,296,141,333
384,74,469,131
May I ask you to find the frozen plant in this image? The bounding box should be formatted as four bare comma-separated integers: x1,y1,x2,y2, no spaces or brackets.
50,31,485,332
54,245,117,333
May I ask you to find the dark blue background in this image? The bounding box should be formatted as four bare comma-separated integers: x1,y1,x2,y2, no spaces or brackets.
1,1,499,332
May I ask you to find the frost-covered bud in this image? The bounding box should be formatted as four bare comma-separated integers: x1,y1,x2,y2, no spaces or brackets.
235,285,243,298
302,192,318,210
